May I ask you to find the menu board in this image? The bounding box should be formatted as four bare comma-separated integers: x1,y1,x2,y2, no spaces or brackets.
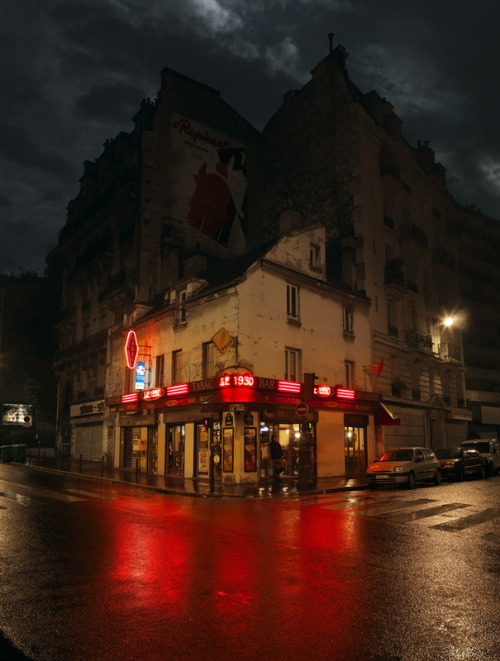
244,427,257,472
223,427,234,472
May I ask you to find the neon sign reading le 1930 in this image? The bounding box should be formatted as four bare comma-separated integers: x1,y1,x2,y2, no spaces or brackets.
219,374,255,388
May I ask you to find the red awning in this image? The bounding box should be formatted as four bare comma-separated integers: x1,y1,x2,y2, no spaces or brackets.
201,388,269,411
376,402,400,426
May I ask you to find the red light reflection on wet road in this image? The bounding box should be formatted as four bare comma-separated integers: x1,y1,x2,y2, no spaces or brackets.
93,496,370,660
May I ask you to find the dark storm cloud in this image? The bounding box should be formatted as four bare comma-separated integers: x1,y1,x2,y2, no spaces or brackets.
1,0,499,275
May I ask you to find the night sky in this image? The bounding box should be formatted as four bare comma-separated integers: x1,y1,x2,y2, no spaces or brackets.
2,0,500,275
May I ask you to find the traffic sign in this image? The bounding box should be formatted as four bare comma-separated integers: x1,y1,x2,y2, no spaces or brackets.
295,402,309,416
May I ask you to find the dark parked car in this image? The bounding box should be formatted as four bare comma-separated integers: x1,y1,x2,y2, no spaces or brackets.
460,439,500,476
435,448,486,481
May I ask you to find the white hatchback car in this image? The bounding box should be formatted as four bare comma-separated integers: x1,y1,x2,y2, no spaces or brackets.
366,447,442,489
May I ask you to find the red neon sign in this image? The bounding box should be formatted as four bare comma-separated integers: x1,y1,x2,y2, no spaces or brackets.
316,385,332,397
219,373,255,388
121,393,139,404
142,388,165,401
336,387,356,400
167,383,189,397
124,331,139,369
277,380,302,394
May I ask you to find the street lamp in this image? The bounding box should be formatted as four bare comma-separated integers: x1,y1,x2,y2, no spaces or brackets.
444,316,454,327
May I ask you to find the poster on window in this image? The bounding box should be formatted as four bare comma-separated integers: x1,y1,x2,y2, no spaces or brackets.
223,427,234,472
244,427,257,472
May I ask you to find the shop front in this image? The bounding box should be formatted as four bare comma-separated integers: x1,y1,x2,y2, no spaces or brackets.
105,368,385,482
70,399,105,460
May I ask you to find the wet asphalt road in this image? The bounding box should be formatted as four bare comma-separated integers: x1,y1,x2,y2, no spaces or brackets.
0,463,499,661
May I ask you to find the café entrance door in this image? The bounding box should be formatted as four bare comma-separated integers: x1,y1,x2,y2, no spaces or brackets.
344,415,368,475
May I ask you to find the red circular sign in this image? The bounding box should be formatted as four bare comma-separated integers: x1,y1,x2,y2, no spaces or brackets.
295,402,309,416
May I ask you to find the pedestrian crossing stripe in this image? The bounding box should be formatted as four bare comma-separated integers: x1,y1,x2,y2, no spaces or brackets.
291,495,500,534
0,482,157,506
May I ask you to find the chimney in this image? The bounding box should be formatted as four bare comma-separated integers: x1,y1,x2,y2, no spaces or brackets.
328,33,334,54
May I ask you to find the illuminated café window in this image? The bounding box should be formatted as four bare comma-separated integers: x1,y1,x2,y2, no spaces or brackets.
172,350,183,384
285,347,301,381
202,342,217,379
287,284,300,321
343,305,353,333
345,360,354,388
155,354,164,386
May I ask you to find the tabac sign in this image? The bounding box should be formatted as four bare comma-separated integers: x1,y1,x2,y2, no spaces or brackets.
125,330,139,368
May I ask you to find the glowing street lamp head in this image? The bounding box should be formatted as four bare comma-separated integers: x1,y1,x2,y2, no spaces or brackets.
444,316,454,327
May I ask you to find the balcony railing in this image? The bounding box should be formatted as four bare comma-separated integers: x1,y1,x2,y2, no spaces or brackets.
439,342,462,363
400,223,428,250
405,329,433,353
384,265,406,288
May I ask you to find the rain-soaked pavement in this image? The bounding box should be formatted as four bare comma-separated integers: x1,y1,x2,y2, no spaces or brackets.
0,462,499,660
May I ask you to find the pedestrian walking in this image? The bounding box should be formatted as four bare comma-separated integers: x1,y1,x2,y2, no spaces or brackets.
269,434,284,478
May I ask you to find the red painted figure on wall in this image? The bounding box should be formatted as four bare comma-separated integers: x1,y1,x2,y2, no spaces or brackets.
187,161,235,243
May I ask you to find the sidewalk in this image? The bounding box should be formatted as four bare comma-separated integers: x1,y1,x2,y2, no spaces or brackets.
17,449,370,499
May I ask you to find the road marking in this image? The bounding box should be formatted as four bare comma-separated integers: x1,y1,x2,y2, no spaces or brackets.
0,491,31,506
430,508,500,532
64,488,120,500
0,481,84,503
381,502,471,523
357,498,436,516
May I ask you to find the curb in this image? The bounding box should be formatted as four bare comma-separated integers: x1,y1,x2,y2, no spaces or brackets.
12,462,370,499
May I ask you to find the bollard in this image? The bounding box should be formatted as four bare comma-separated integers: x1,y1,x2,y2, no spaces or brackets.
135,458,139,482
101,455,104,477
38,447,41,465
209,449,215,493
28,450,31,466
79,453,82,473
43,451,46,466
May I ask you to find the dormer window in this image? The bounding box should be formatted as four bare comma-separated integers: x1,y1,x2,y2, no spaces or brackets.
309,243,321,270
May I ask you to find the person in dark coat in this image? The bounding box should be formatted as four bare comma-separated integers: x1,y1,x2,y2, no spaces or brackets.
269,434,284,478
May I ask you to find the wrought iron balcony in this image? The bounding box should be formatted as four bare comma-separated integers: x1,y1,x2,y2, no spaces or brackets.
439,342,462,363
384,264,406,288
400,223,428,250
405,329,433,353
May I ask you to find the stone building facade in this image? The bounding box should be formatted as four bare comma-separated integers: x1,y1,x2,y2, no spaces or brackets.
454,204,500,439
252,44,469,449
51,68,259,457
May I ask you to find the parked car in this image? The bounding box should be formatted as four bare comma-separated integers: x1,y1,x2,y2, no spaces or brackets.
435,447,486,481
366,447,441,489
460,439,500,476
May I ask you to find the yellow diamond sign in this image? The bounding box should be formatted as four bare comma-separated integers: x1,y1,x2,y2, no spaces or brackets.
212,327,234,354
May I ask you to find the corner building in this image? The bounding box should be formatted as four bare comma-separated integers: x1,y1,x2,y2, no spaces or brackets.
105,226,391,483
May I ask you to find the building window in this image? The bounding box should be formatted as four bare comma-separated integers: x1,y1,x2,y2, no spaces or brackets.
155,354,164,386
175,289,187,325
172,350,183,384
287,284,300,320
343,305,353,333
202,342,218,379
285,347,301,381
309,243,320,270
388,299,398,337
345,361,354,388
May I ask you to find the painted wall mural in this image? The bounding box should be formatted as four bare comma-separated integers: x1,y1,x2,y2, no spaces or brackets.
171,116,248,248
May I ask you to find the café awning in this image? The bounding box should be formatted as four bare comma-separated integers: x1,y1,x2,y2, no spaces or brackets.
376,402,400,426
